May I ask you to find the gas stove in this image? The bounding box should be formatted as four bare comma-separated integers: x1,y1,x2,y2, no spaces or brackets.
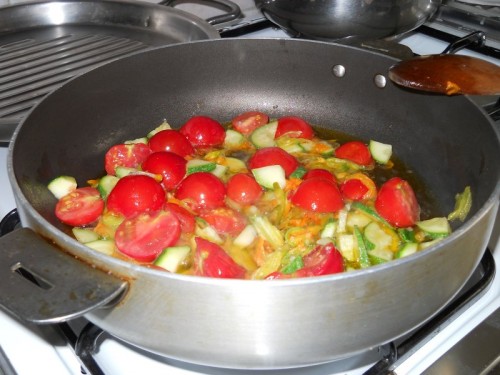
0,1,499,374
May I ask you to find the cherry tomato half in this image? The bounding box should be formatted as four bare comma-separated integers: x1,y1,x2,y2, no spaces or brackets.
340,179,369,201
179,116,226,148
115,210,181,262
303,168,336,183
193,237,246,278
107,175,166,218
231,111,269,135
375,177,420,227
148,129,194,157
105,143,152,175
291,177,344,213
55,187,104,226
174,172,226,211
142,152,187,191
164,202,195,233
226,173,263,205
247,147,299,177
275,116,314,140
200,207,247,235
266,242,343,279
335,141,373,166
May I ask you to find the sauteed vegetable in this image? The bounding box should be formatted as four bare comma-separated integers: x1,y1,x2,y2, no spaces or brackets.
48,112,470,279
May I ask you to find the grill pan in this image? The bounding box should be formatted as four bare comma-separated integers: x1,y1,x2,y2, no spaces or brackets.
0,0,222,143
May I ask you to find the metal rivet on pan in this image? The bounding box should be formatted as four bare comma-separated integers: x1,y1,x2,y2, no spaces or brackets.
332,65,346,77
374,74,387,88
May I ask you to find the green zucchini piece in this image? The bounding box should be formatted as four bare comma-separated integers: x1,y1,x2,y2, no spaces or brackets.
353,226,370,268
249,121,278,148
97,175,119,198
416,217,451,239
72,228,100,243
147,120,171,138
224,129,245,148
186,159,216,174
289,166,307,179
364,221,397,252
154,246,191,272
369,140,392,164
85,240,115,255
47,175,77,199
447,186,472,222
115,166,137,178
396,242,419,258
251,165,286,189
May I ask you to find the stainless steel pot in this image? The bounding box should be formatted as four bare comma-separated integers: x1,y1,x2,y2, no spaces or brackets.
255,0,442,41
1,38,499,369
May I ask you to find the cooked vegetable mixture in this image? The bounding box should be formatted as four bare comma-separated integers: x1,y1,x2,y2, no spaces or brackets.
48,112,471,279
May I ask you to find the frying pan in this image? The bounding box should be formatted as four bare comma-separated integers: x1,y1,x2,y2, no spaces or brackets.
1,38,499,369
0,0,226,141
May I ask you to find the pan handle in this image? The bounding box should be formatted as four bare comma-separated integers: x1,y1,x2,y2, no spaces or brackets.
0,227,128,324
158,0,242,25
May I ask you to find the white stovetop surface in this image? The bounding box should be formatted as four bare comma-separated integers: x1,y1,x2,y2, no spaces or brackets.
0,2,499,373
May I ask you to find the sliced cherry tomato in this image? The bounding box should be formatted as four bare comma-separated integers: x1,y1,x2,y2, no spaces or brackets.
164,202,195,233
291,177,344,213
275,116,314,139
174,172,226,211
247,147,299,177
107,175,165,218
299,242,344,276
226,173,263,205
193,237,246,278
231,111,269,135
266,243,343,279
179,116,226,147
335,141,373,166
55,187,104,226
340,179,369,201
142,151,187,191
104,143,152,175
375,177,420,227
200,207,247,235
303,168,336,183
148,129,194,157
115,210,181,262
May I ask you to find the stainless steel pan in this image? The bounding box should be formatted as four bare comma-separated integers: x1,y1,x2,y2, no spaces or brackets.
1,38,499,369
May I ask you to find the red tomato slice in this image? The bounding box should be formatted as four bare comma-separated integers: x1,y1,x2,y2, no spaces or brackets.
105,143,152,175
275,116,314,139
174,172,226,211
231,111,269,134
142,151,187,191
193,237,246,278
148,129,194,157
55,187,104,227
226,173,263,205
335,141,373,166
107,175,166,218
340,178,369,201
303,168,336,183
298,242,344,276
291,177,344,213
266,243,343,279
115,210,181,262
164,202,195,233
375,177,420,227
199,207,247,235
179,116,226,147
247,147,299,177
